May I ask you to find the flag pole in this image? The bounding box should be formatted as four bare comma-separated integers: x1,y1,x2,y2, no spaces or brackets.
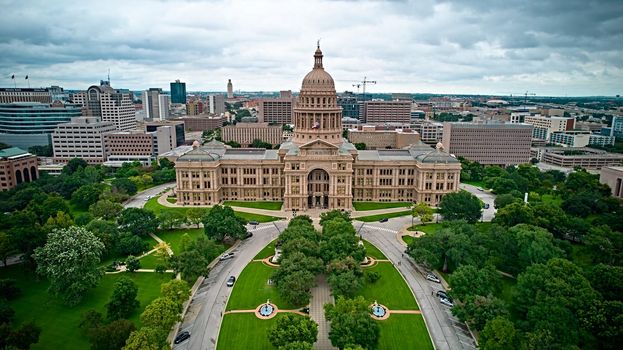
26,75,30,88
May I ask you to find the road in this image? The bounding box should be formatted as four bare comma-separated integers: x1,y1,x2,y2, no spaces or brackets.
123,182,175,208
176,221,288,350
357,218,477,350
459,183,497,221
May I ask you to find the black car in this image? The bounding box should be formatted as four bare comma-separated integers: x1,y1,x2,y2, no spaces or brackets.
379,218,389,223
226,276,236,287
244,231,253,239
249,220,259,226
174,331,190,344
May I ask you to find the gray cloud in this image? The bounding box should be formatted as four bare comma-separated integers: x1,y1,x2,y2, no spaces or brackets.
0,0,621,96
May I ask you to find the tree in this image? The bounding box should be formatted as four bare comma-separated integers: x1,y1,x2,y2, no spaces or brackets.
0,279,21,300
438,191,482,223
494,193,520,210
6,321,41,350
186,207,205,227
267,314,318,348
158,158,174,169
90,199,124,220
251,139,273,149
279,341,314,350
63,158,88,175
202,205,246,241
225,140,241,148
140,297,180,331
328,269,363,298
126,255,140,272
584,225,623,266
169,237,221,281
412,202,433,228
319,210,351,226
42,211,74,232
85,220,120,254
0,232,16,266
479,317,522,350
449,264,500,301
159,210,186,230
509,225,563,273
117,233,150,256
161,279,190,308
325,296,380,350
106,277,140,320
28,144,53,156
89,319,136,350
122,326,165,350
354,142,366,150
118,208,159,237
33,226,105,305
0,299,15,323
111,177,138,195
452,295,508,331
492,202,534,227
71,183,105,209
587,264,623,301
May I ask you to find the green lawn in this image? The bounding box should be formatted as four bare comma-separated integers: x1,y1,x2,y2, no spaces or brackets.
223,201,283,211
498,276,516,305
166,197,177,204
377,314,433,350
363,240,387,260
139,252,166,269
356,210,411,222
145,197,283,223
353,201,413,211
461,180,487,189
407,223,443,235
254,240,277,260
357,262,418,310
402,235,414,245
540,194,562,206
0,265,173,350
217,313,279,350
99,234,158,268
155,228,206,254
226,262,299,311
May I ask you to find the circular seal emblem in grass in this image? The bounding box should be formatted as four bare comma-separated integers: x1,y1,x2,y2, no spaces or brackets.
370,301,390,320
255,300,278,319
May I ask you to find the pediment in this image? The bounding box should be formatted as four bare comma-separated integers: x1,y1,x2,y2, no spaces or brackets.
299,138,339,150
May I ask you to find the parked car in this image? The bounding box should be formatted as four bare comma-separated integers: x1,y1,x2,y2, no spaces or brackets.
249,220,259,226
219,252,235,261
244,231,253,239
426,273,441,283
477,187,484,191
484,203,490,209
226,276,236,287
439,297,454,307
174,331,191,344
379,218,389,223
436,291,453,302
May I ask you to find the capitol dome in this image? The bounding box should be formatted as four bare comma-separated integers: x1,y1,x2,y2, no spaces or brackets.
300,45,335,92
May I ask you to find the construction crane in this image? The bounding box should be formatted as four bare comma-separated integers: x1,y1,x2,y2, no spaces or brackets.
509,91,536,105
352,83,361,94
359,76,377,101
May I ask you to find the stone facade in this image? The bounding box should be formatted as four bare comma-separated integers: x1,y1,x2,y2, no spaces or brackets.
0,147,38,191
175,46,461,209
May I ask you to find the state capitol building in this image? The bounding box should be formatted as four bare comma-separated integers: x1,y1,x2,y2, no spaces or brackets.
175,45,461,210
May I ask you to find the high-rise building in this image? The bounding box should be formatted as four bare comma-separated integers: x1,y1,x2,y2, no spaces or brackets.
442,122,533,166
0,102,82,149
175,115,223,131
227,79,233,99
524,115,575,141
337,92,360,119
221,122,283,147
361,100,411,124
611,116,623,138
258,91,295,124
549,131,615,148
186,100,204,116
347,125,421,149
142,88,170,121
0,147,38,191
52,116,117,164
71,81,136,131
206,94,225,115
170,80,187,104
0,88,52,104
144,120,185,148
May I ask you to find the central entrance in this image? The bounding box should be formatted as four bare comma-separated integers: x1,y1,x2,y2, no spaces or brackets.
307,168,330,209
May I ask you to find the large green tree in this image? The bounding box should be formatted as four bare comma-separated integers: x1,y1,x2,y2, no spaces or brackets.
325,296,380,350
202,205,247,241
140,297,180,333
33,226,105,305
71,183,105,209
0,232,16,266
122,326,165,350
118,208,160,237
106,277,140,320
169,236,221,281
89,199,124,220
448,264,500,301
452,295,508,331
88,319,136,350
479,317,522,350
267,314,318,348
438,191,482,223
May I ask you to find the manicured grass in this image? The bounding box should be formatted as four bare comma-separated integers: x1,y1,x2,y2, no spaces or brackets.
353,201,412,211
358,262,418,310
407,223,443,235
402,235,414,245
0,265,173,350
540,194,562,206
377,314,433,350
155,228,206,255
217,313,279,350
166,197,177,204
145,197,283,223
223,201,283,211
99,234,158,268
254,240,277,260
226,262,298,311
139,252,166,269
363,240,387,260
356,210,411,222
461,180,487,189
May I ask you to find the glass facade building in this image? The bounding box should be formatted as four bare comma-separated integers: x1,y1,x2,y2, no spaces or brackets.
0,102,82,149
170,80,187,104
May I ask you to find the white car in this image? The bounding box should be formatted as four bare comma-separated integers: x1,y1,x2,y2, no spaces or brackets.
426,273,441,283
219,252,235,261
439,297,454,307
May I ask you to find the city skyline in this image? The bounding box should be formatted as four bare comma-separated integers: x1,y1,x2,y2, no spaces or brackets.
1,0,622,96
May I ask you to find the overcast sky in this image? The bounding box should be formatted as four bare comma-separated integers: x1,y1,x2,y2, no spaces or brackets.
1,0,622,96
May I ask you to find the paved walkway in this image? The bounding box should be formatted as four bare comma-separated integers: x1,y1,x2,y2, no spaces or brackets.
309,275,336,350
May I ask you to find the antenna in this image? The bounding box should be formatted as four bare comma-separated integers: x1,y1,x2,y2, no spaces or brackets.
107,69,110,83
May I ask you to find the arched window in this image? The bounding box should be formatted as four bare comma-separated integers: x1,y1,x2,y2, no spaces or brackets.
23,169,30,182
30,166,37,181
15,169,22,184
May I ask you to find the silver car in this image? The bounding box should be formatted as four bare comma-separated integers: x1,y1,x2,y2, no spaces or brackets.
219,252,235,261
440,297,454,307
426,273,441,283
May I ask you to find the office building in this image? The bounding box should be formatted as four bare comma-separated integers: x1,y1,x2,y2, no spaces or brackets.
348,125,421,149
532,147,623,169
612,116,623,138
337,92,361,119
442,122,533,166
186,100,204,116
104,131,155,165
52,117,116,164
175,45,461,209
258,91,295,124
417,121,444,144
600,166,623,198
549,131,615,148
221,122,283,147
206,94,225,115
144,120,185,148
524,115,574,141
175,115,224,132
227,79,233,99
0,147,38,191
0,88,52,104
170,80,187,104
0,102,82,149
361,100,411,124
71,81,136,131
142,88,170,120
